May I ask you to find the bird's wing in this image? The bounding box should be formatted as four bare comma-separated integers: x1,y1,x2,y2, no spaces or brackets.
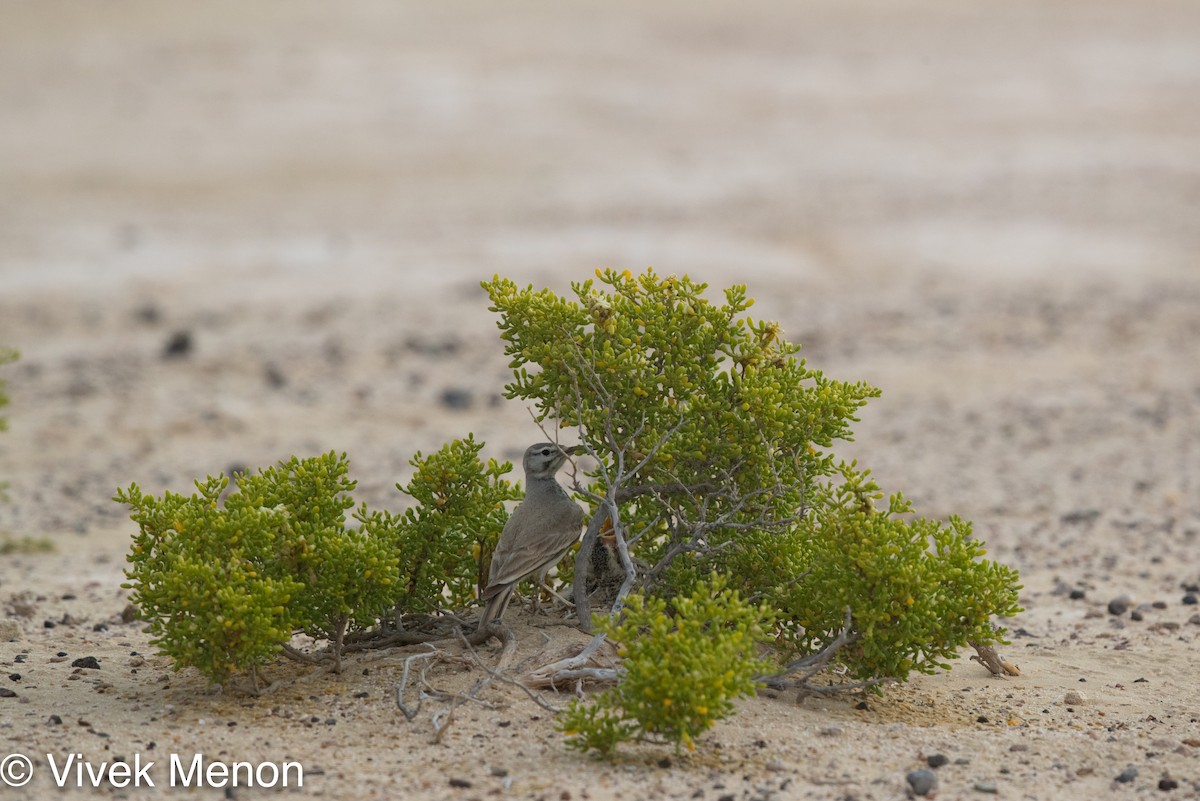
485,500,584,591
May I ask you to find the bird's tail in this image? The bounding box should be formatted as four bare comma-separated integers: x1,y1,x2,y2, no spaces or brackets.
477,584,514,629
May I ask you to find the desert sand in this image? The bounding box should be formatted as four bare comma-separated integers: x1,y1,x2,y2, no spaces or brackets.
2,2,1199,799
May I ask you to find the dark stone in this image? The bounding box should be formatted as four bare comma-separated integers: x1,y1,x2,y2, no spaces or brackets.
264,364,287,389
1183,594,1198,606
1061,509,1100,525
71,656,101,670
439,388,473,410
926,754,949,768
906,769,937,796
1158,778,1179,791
1069,588,1086,600
0,687,16,698
1115,766,1138,783
162,330,193,359
448,778,472,788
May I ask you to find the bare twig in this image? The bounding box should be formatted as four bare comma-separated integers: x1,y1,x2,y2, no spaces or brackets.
968,641,1022,677
755,608,883,695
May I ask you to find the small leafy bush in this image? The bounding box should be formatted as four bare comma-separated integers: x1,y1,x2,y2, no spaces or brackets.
484,269,1021,688
559,575,771,756
117,442,514,686
360,435,519,614
0,346,16,498
0,347,15,432
118,452,398,683
776,464,1021,680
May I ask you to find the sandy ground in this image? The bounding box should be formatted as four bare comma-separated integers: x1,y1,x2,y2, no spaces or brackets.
2,2,1200,799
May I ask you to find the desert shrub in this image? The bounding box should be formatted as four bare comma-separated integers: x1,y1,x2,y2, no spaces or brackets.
0,347,16,498
559,575,771,756
117,444,513,686
360,434,519,614
483,269,1021,692
117,473,307,686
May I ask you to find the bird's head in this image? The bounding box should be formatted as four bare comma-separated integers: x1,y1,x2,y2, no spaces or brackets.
522,442,583,479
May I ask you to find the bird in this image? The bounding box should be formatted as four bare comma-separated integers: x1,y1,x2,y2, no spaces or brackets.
478,442,585,627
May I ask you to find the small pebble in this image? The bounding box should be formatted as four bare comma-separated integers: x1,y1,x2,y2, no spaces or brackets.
7,673,19,681
0,687,16,698
490,767,509,778
263,364,287,389
819,725,843,737
657,758,672,769
1183,594,1198,606
448,777,472,788
1108,595,1133,616
71,656,101,670
974,781,998,794
439,388,473,410
47,714,62,725
765,760,786,772
926,754,949,769
906,769,937,796
162,330,193,359
1069,589,1086,600
1115,766,1138,783
1064,690,1087,705
1159,778,1179,791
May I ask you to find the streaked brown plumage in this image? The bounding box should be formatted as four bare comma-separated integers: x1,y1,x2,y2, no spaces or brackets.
478,443,584,627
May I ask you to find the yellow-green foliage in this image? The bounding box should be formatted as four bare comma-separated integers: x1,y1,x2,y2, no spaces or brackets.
360,435,519,613
118,442,517,686
778,465,1022,680
0,347,15,433
559,575,771,756
118,452,399,683
485,269,1021,686
0,347,15,498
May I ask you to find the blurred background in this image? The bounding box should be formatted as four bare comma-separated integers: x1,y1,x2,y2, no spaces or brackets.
4,1,1197,297
1,1,1197,549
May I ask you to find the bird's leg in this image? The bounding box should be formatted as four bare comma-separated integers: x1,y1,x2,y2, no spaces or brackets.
529,568,550,615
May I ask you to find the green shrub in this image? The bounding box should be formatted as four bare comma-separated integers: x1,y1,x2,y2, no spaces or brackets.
776,464,1021,680
117,442,517,686
559,575,771,755
0,347,16,498
363,434,520,615
484,269,1021,690
0,347,15,431
117,472,307,685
